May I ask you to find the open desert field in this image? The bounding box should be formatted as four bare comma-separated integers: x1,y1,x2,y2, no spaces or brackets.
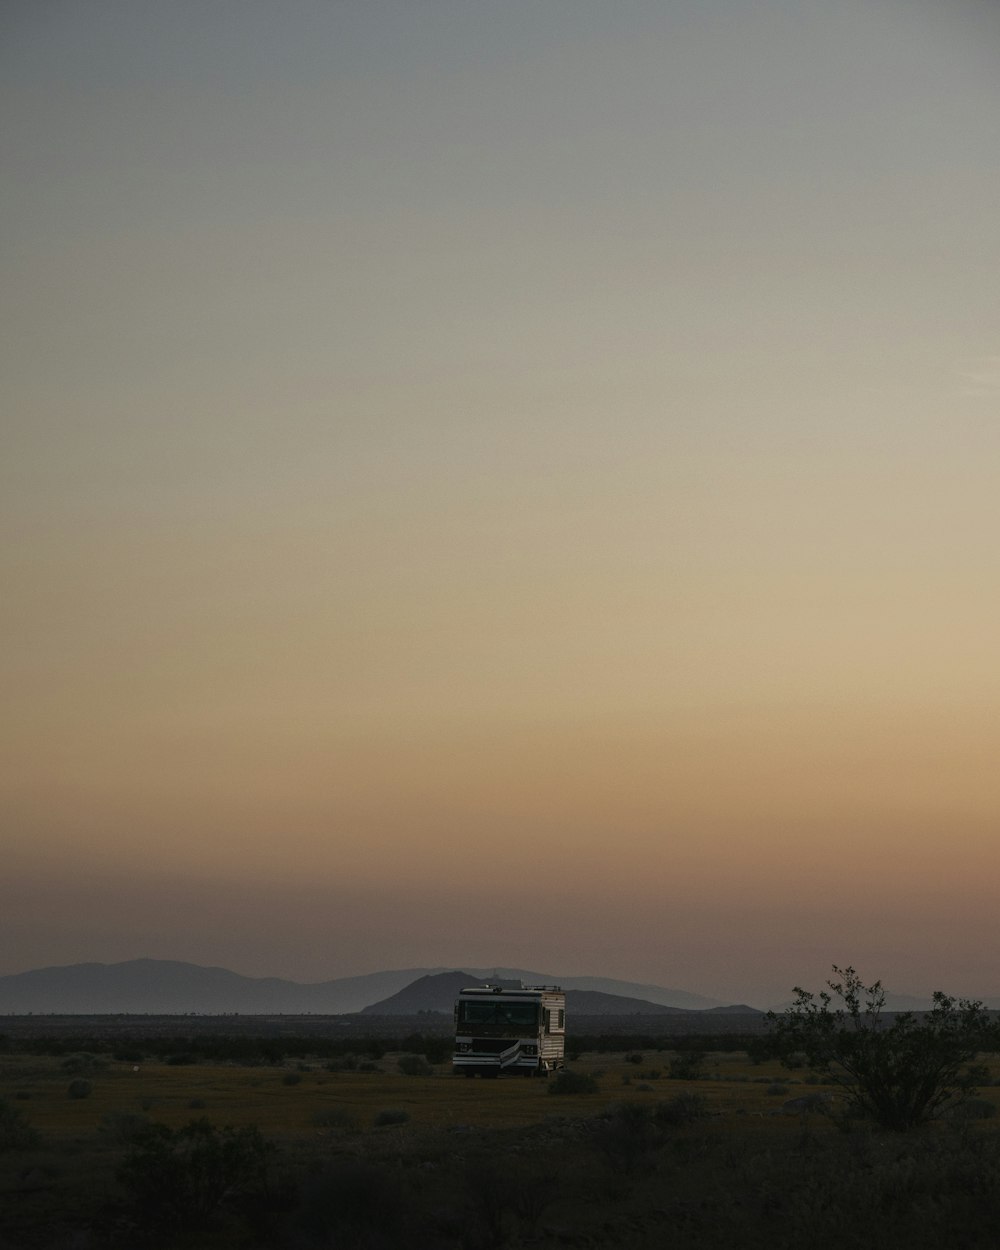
3,1036,1000,1249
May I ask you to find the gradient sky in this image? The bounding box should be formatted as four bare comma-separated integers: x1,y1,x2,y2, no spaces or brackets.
3,0,999,1007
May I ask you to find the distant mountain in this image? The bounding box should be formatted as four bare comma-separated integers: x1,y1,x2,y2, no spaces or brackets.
0,958,733,1016
0,960,439,1015
459,969,723,1011
360,973,690,1016
543,975,721,1012
360,972,494,1015
562,990,687,1015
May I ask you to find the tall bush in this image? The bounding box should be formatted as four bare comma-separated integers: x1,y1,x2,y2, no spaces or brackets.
767,966,997,1131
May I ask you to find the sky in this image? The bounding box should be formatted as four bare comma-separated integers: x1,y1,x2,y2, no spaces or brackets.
3,0,999,1008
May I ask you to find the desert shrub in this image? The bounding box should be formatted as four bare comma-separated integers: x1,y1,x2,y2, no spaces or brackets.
401,1033,451,1064
117,1119,275,1231
67,1079,93,1099
731,1120,1000,1245
310,1106,359,1131
324,1053,358,1072
62,1053,105,1075
113,1048,144,1063
188,1098,207,1110
459,1155,558,1247
548,1069,599,1095
0,1099,42,1152
282,1072,303,1086
593,1101,660,1173
165,1052,198,1066
97,1111,151,1146
397,1053,434,1076
653,1092,709,1126
767,966,998,1130
767,1081,790,1096
292,1160,407,1245
625,1051,644,1065
668,1051,706,1080
941,1097,996,1120
373,1108,410,1127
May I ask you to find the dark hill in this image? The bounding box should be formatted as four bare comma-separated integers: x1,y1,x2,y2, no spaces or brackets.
359,972,499,1014
564,990,687,1015
361,974,688,1016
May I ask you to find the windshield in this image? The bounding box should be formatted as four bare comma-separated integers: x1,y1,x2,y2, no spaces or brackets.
458,1000,540,1027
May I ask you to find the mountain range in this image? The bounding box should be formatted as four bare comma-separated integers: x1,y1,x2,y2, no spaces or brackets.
0,959,746,1016
359,971,724,1016
3,960,982,1016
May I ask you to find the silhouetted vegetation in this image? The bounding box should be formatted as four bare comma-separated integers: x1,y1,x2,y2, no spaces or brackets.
0,1098,41,1152
767,966,998,1130
116,1119,275,1233
548,1068,599,1095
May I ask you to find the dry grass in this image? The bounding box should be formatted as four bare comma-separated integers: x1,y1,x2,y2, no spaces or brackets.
4,1047,1000,1250
4,1047,999,1140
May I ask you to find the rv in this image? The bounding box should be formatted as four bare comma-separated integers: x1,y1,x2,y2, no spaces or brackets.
453,984,566,1077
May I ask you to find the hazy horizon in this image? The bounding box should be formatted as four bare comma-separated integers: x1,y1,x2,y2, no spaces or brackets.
4,1,1000,1010
2,951,989,1014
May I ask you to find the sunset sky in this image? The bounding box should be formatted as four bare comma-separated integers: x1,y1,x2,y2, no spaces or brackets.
3,0,999,1007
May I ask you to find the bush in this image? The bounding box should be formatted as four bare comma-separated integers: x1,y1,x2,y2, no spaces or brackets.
97,1111,151,1146
282,1072,303,1086
67,1079,93,1099
548,1069,599,1095
668,1052,705,1080
593,1101,660,1173
117,1119,275,1231
942,1098,996,1120
292,1160,407,1244
310,1106,359,1131
0,1099,42,1152
62,1053,105,1075
397,1053,434,1076
373,1108,410,1126
767,965,998,1130
401,1034,451,1064
653,1092,709,1126
324,1053,357,1072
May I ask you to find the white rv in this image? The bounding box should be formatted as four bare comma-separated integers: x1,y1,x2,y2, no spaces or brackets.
453,984,566,1077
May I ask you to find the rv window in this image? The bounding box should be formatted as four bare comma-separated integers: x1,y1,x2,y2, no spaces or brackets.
458,1002,540,1027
